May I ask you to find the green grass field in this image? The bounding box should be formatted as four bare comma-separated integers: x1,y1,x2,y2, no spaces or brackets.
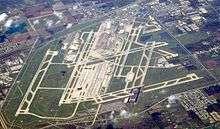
175,31,211,45
40,64,72,88
29,89,76,117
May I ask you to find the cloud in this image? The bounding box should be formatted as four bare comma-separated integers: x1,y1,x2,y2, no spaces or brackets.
120,110,130,118
72,5,78,10
166,104,171,108
46,20,53,27
0,13,8,22
109,111,115,120
33,20,39,25
4,19,13,28
66,23,72,29
53,11,63,19
168,95,179,104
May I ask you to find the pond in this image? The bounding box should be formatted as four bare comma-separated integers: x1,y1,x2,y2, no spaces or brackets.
5,23,27,35
0,35,6,43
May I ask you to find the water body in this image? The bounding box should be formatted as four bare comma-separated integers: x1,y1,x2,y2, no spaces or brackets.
0,35,6,43
5,23,27,35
